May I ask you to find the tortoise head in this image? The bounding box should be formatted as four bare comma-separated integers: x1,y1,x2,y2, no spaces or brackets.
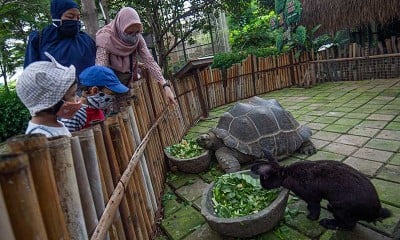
196,132,217,150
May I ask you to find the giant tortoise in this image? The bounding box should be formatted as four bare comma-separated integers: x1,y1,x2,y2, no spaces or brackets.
197,96,316,173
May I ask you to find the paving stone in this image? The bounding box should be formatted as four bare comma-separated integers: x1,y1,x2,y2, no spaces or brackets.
320,223,393,240
358,120,389,129
308,110,328,116
168,173,201,189
365,139,400,152
284,199,328,238
323,124,353,134
344,112,369,119
335,134,370,147
334,118,362,126
313,116,339,124
385,122,400,131
372,179,400,208
367,114,396,121
260,224,310,240
322,142,358,156
306,151,346,161
306,122,329,131
183,223,223,240
312,131,341,141
352,148,393,163
363,203,400,238
161,205,205,240
343,157,383,176
297,115,318,122
352,108,377,114
192,196,202,211
163,199,184,218
348,126,381,137
376,130,400,141
175,179,209,202
311,139,331,150
377,164,400,183
324,111,347,118
389,153,400,166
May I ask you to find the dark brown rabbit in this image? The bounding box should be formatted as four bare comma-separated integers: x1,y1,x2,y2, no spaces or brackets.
251,160,391,230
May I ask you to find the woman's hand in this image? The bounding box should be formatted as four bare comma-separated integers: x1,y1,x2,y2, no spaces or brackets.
164,87,177,105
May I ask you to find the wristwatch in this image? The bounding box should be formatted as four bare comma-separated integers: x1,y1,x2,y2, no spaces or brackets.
162,82,171,89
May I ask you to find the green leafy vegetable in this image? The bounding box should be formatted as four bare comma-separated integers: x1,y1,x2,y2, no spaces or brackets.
165,139,205,159
212,173,279,218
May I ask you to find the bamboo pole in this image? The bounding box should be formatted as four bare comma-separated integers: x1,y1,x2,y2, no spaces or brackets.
91,124,126,240
6,134,69,240
48,136,88,240
109,122,145,240
0,186,15,240
0,152,48,240
70,136,99,237
91,108,168,240
127,106,157,213
72,129,106,221
102,117,136,240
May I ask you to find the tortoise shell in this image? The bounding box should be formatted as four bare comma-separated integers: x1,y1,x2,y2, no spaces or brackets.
212,96,312,159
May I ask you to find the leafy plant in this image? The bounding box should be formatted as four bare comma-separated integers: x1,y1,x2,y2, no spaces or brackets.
0,84,30,142
212,173,279,218
165,139,205,159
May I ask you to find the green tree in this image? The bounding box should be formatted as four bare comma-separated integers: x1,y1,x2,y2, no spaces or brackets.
0,0,49,91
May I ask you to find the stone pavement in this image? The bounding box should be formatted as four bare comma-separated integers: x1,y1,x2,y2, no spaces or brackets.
157,78,400,240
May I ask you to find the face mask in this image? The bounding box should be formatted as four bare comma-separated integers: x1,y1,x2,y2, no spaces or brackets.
56,97,82,119
87,92,114,111
58,20,81,38
120,32,138,45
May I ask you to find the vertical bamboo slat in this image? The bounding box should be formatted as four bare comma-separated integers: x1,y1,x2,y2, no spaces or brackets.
72,129,106,221
70,136,99,237
102,118,136,240
0,186,15,240
48,136,88,239
0,152,48,240
6,134,69,240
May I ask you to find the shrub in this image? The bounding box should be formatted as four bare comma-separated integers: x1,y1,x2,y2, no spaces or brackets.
0,85,30,142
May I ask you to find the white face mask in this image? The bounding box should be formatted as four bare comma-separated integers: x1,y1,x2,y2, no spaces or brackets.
87,92,114,110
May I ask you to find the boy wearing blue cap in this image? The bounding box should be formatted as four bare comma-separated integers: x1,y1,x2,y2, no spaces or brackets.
61,65,129,131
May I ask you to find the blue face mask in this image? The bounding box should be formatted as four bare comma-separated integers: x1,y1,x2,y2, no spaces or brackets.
58,20,81,38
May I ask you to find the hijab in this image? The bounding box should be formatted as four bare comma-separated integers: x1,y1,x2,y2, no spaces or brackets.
96,7,144,73
24,0,96,76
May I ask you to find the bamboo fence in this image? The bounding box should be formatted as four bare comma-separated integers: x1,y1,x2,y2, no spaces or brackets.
1,38,400,240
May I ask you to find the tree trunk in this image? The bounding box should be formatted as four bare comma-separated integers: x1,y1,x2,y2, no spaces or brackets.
80,0,99,39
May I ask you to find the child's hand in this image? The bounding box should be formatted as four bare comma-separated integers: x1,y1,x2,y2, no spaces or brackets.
164,87,177,105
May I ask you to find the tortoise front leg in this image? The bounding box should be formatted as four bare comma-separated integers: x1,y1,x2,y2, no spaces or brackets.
215,147,241,173
298,140,317,155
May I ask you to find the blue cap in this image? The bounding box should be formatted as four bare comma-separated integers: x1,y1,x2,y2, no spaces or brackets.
51,0,79,19
79,66,129,93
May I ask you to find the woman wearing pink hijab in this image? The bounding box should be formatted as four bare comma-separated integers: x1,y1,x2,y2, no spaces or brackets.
96,7,177,108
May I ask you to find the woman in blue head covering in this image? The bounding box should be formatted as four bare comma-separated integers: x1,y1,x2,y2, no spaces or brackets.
24,0,96,76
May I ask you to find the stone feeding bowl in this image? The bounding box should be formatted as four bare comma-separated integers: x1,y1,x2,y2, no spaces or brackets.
200,170,289,238
164,149,211,174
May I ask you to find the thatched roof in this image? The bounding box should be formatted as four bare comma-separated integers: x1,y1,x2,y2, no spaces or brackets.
300,0,400,32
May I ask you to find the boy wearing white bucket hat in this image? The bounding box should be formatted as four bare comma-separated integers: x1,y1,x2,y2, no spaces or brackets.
17,52,81,137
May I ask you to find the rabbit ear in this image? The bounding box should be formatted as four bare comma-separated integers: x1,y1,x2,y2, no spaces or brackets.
251,162,274,176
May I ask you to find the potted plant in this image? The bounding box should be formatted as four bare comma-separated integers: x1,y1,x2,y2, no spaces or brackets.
201,170,289,238
164,139,211,173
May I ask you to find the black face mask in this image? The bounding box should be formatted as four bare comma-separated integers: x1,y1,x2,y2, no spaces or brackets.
58,20,81,38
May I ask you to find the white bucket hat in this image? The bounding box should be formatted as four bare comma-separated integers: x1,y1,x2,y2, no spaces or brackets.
17,52,76,116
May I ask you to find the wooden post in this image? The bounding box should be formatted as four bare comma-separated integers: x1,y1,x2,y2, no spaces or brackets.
194,68,209,118
7,134,69,240
0,152,48,240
